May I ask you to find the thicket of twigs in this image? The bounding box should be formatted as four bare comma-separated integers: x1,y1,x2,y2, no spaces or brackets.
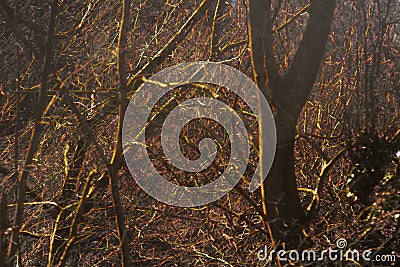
0,0,399,266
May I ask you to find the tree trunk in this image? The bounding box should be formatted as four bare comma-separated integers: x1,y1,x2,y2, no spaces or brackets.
247,0,337,245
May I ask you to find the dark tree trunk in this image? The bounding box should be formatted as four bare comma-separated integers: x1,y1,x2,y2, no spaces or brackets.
247,0,337,245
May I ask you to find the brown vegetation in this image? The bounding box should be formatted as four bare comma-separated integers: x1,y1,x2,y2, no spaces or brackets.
0,0,399,266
